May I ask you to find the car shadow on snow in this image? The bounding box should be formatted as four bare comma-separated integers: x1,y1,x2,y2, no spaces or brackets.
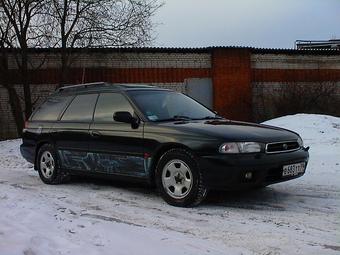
69,176,294,211
69,175,156,195
204,187,294,211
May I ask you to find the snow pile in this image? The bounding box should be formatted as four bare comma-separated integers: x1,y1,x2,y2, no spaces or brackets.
263,114,340,148
0,114,339,255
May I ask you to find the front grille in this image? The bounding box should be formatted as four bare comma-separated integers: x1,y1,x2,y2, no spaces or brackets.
265,141,300,154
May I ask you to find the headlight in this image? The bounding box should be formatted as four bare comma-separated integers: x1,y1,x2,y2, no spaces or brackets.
219,142,262,154
297,137,304,147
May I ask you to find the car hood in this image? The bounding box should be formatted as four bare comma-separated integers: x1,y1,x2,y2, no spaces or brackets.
156,119,299,143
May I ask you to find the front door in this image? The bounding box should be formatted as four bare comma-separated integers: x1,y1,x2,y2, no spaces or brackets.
88,92,145,177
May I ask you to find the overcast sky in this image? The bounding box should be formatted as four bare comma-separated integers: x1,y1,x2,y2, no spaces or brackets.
153,0,340,49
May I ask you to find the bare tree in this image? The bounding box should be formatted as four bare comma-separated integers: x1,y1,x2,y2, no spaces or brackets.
0,0,162,137
47,0,162,85
0,0,49,119
0,2,25,135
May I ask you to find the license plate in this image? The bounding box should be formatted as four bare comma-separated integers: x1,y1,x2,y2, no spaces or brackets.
282,162,305,177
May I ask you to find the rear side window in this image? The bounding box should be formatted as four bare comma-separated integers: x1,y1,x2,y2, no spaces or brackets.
61,94,98,122
31,96,72,121
94,93,134,122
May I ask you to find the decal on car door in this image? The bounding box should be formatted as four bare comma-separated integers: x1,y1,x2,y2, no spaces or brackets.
58,150,145,177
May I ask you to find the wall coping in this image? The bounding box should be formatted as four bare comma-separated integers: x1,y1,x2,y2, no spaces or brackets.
2,46,340,55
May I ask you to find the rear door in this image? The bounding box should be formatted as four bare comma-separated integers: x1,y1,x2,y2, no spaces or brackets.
88,92,145,177
53,93,98,172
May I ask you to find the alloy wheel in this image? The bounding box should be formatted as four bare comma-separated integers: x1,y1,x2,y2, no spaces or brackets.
161,159,193,199
40,151,55,179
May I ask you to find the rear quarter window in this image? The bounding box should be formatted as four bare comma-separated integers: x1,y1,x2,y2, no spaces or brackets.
31,96,73,121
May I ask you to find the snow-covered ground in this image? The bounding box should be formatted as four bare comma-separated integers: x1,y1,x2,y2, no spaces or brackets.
0,114,339,255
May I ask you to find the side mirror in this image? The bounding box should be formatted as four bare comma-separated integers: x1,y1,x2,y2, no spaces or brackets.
113,111,134,123
113,111,139,129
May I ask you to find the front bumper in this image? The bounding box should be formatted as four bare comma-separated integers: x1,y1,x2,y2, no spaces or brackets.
199,148,309,190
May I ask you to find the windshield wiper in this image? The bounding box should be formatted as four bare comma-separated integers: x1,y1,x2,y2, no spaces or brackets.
156,115,192,122
193,115,224,120
173,115,192,120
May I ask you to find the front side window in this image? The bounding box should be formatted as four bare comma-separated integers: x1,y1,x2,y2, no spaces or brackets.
127,90,216,122
31,96,73,121
94,93,135,122
61,94,98,122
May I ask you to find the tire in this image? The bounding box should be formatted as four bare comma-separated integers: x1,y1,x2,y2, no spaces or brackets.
37,144,69,185
155,148,207,207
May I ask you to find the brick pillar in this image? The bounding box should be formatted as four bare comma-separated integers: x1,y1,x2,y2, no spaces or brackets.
212,48,252,121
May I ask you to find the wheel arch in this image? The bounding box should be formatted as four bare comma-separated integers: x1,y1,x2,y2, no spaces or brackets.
148,143,195,185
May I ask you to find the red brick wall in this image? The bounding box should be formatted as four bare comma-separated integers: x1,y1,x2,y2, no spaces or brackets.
212,48,252,121
2,48,340,140
252,69,340,82
6,68,211,85
251,53,340,121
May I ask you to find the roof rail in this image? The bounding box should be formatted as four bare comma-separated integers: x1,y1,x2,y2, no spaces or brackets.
57,82,108,92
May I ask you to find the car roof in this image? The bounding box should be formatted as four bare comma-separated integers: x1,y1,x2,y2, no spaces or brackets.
55,82,170,95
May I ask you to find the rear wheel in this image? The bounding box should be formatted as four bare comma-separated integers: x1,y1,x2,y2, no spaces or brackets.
155,149,207,207
37,144,69,184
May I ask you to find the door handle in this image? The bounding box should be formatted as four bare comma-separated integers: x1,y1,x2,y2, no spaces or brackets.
90,131,101,137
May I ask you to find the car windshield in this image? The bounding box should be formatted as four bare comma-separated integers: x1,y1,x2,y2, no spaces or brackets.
128,90,219,122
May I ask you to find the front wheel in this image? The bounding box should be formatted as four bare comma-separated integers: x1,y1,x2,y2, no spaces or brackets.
155,149,207,207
